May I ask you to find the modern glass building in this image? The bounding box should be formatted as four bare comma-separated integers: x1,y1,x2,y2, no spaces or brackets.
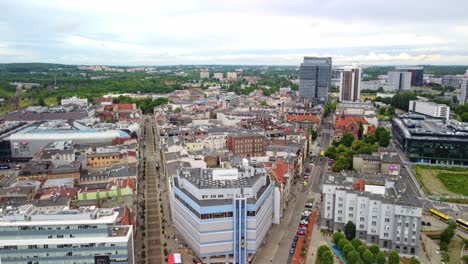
299,57,332,105
171,158,274,264
0,206,134,264
392,115,468,165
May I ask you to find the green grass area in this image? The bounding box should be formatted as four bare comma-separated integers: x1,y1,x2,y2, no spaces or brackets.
437,173,468,196
448,235,464,264
44,96,57,106
415,166,468,197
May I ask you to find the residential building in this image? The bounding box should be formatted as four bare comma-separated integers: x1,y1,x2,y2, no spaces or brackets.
353,153,401,176
200,70,210,79
214,73,224,80
395,66,424,86
286,114,321,130
279,87,291,94
321,172,422,257
387,71,411,91
441,75,464,88
227,134,265,156
299,57,332,104
227,72,238,79
0,206,134,263
171,159,274,264
61,96,88,106
339,66,361,102
392,115,468,165
408,100,450,120
460,79,468,105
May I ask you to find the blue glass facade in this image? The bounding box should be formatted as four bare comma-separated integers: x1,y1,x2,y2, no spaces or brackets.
233,198,247,264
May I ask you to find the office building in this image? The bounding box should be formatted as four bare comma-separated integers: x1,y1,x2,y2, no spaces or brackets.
392,115,468,165
441,75,464,88
461,79,468,105
331,67,343,87
321,172,422,256
171,158,274,264
200,70,210,79
408,100,450,120
395,67,424,86
299,57,332,104
0,206,134,263
387,71,411,91
339,66,361,102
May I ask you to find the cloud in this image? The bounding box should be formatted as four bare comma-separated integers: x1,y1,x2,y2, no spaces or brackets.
0,0,467,65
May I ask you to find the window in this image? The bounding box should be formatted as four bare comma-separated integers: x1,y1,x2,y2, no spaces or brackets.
411,239,416,243
349,213,354,218
338,217,343,221
338,210,342,214
396,237,400,241
360,204,366,208
360,217,365,222
349,207,354,211
217,195,223,198
372,221,377,226
359,224,364,229
385,218,390,223
384,233,388,237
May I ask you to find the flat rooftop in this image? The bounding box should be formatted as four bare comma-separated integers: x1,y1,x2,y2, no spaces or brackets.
393,115,468,141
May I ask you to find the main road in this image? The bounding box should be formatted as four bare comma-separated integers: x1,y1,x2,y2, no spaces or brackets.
253,125,333,264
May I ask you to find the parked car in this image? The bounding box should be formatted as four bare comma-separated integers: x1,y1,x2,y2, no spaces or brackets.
300,219,309,225
302,210,311,217
305,203,314,208
293,236,299,243
297,230,305,235
303,175,309,180
290,248,295,255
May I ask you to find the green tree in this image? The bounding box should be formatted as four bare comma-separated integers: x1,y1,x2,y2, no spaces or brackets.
363,134,376,144
347,250,361,264
338,238,349,251
260,101,268,107
387,106,396,115
376,251,386,264
333,155,351,172
37,97,46,106
361,249,373,264
375,127,391,147
378,107,386,115
321,251,334,264
325,145,337,160
368,244,380,256
440,222,456,250
333,232,345,245
388,250,400,264
351,238,363,250
358,122,364,139
409,257,420,264
317,245,331,259
343,244,355,258
357,244,367,256
309,129,318,141
345,221,356,240
340,133,355,148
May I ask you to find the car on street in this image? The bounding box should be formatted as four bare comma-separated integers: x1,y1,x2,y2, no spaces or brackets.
297,230,305,235
305,203,313,208
290,248,295,255
300,219,309,225
302,210,311,217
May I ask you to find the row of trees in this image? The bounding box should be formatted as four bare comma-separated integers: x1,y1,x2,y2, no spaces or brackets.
332,225,420,264
374,92,418,111
325,128,391,172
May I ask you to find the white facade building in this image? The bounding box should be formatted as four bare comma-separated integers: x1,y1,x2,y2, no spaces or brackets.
0,206,134,264
172,159,274,264
408,100,450,120
321,173,422,257
61,96,88,106
441,75,464,88
461,79,468,105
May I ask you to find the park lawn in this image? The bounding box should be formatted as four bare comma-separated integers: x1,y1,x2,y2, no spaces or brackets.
415,166,468,197
44,96,57,106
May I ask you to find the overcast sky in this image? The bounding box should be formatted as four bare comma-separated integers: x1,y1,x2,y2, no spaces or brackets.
1,0,468,66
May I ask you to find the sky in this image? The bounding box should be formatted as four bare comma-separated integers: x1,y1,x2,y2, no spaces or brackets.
1,0,468,66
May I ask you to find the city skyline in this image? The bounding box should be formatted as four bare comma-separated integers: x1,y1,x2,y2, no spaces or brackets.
1,0,468,65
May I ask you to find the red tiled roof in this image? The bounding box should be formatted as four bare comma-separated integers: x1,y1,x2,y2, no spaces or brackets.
115,104,135,110
287,115,320,123
271,159,289,184
335,115,368,128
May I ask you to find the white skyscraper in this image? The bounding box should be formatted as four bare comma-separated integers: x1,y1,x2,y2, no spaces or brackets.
461,79,468,105
387,71,411,91
339,66,361,102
